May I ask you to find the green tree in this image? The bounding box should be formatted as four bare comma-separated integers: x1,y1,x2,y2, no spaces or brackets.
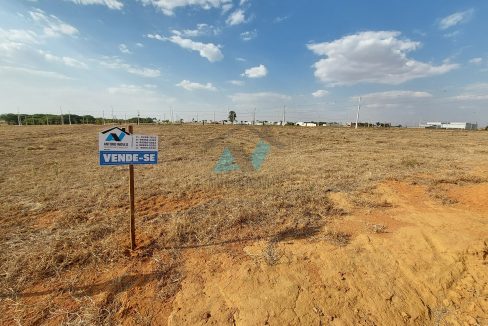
0,114,18,124
228,110,237,124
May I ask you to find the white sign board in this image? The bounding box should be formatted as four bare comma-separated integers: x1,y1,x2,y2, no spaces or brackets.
99,127,158,165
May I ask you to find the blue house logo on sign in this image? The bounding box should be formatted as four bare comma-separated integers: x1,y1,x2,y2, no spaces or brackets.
99,127,158,166
105,130,127,142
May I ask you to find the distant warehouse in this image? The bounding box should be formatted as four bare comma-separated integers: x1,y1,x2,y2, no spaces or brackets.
296,122,317,127
419,122,478,130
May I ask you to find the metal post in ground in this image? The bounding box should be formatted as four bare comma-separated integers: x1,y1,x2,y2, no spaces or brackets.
128,125,136,250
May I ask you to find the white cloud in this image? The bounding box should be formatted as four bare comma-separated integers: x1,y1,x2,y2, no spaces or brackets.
38,50,88,69
0,80,178,117
235,57,246,62
469,57,482,64
0,41,24,55
136,42,144,48
350,91,433,113
453,83,488,101
312,90,328,98
119,43,131,54
29,9,78,37
176,80,217,91
139,0,232,16
172,24,220,37
443,30,460,39
67,0,123,10
0,29,39,56
464,83,488,91
0,29,88,70
454,94,488,101
240,30,257,41
0,65,72,80
167,35,223,62
147,33,164,41
147,33,223,62
229,92,291,105
97,57,160,77
273,16,289,23
360,90,432,101
307,31,458,85
0,28,39,44
438,9,474,30
108,84,158,95
226,9,246,25
229,80,244,86
221,3,233,14
242,64,267,78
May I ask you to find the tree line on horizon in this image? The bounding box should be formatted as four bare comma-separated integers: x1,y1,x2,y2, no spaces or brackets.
0,113,156,125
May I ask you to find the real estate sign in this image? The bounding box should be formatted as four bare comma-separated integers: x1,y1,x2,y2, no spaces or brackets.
99,127,158,165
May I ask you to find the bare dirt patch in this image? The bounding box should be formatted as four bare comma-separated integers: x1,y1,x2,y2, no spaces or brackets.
449,183,488,212
167,181,488,325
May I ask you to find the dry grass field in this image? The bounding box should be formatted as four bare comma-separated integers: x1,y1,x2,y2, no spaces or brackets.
0,124,487,325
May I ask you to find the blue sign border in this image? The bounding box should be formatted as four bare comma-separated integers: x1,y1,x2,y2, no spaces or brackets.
99,151,158,166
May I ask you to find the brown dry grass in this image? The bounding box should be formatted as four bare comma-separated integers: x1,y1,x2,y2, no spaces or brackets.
1,124,487,324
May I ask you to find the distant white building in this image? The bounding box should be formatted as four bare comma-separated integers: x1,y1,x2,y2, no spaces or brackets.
419,122,442,128
420,122,478,130
296,122,317,127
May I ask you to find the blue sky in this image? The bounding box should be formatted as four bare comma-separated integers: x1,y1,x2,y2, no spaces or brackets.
0,0,487,125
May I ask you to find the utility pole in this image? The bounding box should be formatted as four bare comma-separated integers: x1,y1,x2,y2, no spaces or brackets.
355,97,361,129
68,111,72,125
253,108,256,125
111,106,114,124
213,111,216,123
60,106,64,125
137,111,140,125
46,115,49,125
17,108,22,126
196,113,199,123
102,110,105,125
282,105,286,127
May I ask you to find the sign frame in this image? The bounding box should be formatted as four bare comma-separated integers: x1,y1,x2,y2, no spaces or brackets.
98,127,158,166
98,125,159,250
